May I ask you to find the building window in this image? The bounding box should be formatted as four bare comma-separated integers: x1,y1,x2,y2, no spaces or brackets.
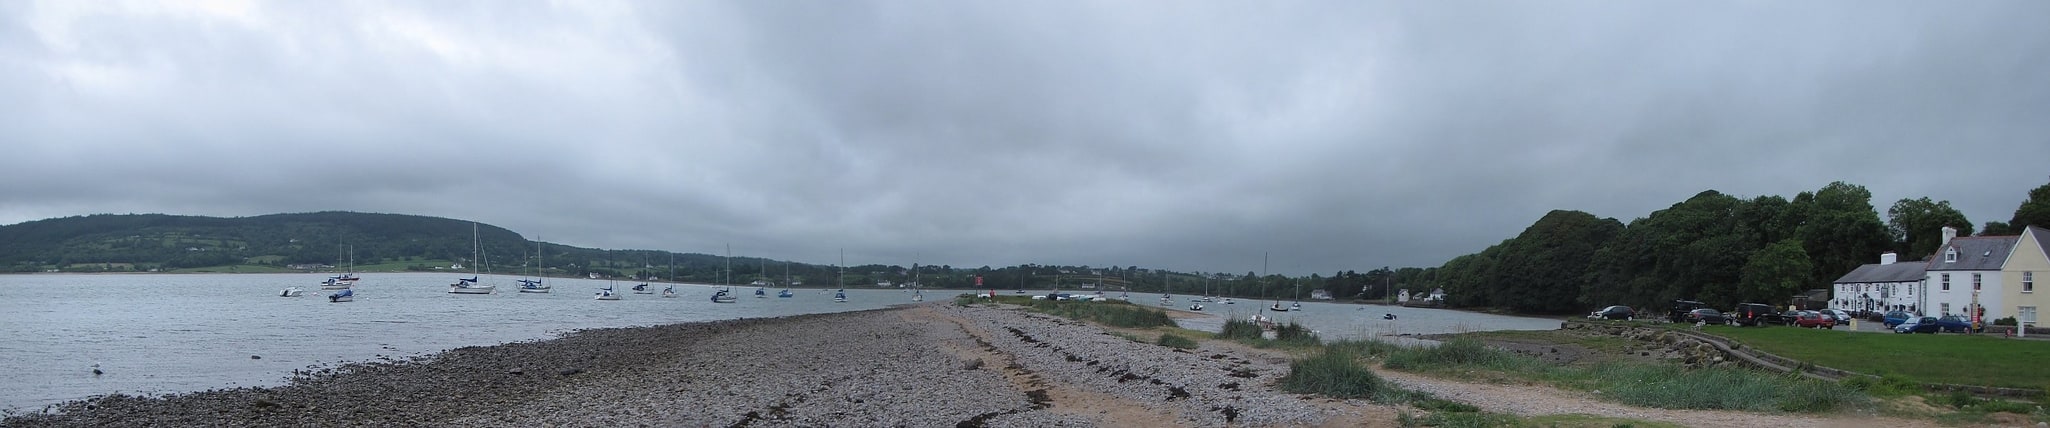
1974,273,1982,291
1942,273,1951,291
1945,247,1958,262
2022,306,2037,325
1941,303,1950,316
2026,272,2035,293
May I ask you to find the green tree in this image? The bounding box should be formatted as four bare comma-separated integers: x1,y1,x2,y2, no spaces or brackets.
1489,210,1623,313
1794,182,1893,288
1737,239,1814,304
1887,197,1974,260
2007,180,2050,231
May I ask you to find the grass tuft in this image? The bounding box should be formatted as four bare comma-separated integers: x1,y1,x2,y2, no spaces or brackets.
1278,347,1386,398
1156,333,1199,349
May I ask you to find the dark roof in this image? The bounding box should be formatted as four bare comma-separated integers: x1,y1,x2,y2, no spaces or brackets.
1926,235,2021,271
2030,226,2050,264
1833,261,1928,284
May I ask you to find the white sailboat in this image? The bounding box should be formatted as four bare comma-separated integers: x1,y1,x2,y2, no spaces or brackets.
778,262,794,298
449,223,496,294
595,282,620,300
279,287,304,297
320,242,355,290
910,260,924,302
711,244,738,303
833,249,848,303
661,286,677,298
518,239,550,293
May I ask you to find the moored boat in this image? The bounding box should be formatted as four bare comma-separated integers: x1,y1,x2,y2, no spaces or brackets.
280,287,304,297
711,289,738,303
328,288,353,303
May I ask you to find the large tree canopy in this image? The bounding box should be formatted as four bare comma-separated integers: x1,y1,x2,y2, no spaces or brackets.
1886,197,1973,261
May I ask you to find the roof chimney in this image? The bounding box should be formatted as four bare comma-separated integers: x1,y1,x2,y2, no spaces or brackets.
1941,226,1958,248
1880,252,1897,265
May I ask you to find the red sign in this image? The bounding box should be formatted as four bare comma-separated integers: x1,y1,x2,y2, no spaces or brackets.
975,276,983,286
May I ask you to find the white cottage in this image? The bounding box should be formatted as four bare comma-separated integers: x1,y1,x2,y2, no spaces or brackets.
1925,226,2018,322
1831,252,1926,315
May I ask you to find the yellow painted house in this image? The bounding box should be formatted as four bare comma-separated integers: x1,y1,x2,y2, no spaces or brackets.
2001,226,2050,329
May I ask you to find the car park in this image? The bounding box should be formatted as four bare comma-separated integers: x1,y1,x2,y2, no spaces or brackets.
1894,316,1941,334
1883,310,1914,327
1685,308,1727,325
1590,305,1634,320
1793,311,1836,329
1729,303,1777,326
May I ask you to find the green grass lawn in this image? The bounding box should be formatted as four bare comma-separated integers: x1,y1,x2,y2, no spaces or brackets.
1708,325,2050,389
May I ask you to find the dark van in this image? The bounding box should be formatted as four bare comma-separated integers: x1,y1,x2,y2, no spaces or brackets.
1730,303,1777,327
1668,300,1707,323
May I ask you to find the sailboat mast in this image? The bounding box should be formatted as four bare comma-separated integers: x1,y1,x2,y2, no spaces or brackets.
472,222,480,276
724,244,732,290
837,248,844,289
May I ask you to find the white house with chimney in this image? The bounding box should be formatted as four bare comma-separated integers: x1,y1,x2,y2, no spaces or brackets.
1925,226,2018,322
1831,251,1926,315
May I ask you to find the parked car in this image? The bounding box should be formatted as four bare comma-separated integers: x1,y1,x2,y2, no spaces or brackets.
1685,308,1727,325
1822,309,1853,324
1793,311,1836,329
1768,310,1803,325
1668,300,1707,323
1590,305,1634,320
1730,303,1777,326
1934,315,1979,333
1894,317,1941,334
1883,310,1914,327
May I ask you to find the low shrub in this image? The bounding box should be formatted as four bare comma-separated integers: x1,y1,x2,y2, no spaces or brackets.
1218,318,1265,340
1278,347,1385,398
1275,322,1321,347
1156,333,1199,349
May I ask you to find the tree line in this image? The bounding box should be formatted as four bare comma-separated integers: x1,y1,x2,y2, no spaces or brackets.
1410,179,2050,314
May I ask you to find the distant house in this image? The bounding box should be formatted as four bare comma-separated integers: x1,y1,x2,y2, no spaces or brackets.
876,280,893,288
1831,252,1926,314
1425,288,1446,302
2000,226,2050,329
1396,289,1411,303
1309,289,1333,300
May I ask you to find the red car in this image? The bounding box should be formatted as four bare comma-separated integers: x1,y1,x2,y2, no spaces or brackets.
1793,311,1835,329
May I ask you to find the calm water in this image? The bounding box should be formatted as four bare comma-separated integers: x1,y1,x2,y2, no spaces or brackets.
0,274,1562,412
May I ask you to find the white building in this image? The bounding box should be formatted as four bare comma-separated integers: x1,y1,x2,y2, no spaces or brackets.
1925,227,2018,321
1830,252,1925,314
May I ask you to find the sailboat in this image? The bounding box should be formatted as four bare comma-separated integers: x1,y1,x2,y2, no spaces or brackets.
661,286,677,298
279,287,304,297
595,282,620,300
755,259,769,298
778,262,794,298
711,245,738,303
1264,252,1287,312
320,243,355,290
833,249,847,303
449,223,496,294
631,282,654,294
910,261,924,302
518,240,550,293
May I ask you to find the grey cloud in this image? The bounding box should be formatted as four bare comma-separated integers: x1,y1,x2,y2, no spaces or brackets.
1,1,2046,274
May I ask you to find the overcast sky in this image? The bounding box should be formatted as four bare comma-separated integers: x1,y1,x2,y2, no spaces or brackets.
3,1,2046,275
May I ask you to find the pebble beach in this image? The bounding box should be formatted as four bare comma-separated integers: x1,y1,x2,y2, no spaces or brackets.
2,303,1354,427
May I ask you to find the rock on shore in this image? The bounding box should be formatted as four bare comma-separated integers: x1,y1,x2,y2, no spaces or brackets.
3,304,1346,427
